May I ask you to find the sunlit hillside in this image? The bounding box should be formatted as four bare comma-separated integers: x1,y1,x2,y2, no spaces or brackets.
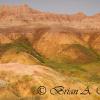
0,5,100,100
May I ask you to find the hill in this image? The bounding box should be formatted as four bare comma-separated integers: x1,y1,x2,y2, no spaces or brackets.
0,4,100,100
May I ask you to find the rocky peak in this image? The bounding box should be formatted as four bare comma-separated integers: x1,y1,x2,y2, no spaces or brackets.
93,13,100,17
0,4,41,16
0,5,99,29
74,12,86,16
69,12,87,21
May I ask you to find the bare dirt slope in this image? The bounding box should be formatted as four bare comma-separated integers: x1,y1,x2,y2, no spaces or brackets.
0,63,99,100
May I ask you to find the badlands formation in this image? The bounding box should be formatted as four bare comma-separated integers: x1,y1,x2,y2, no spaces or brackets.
0,5,100,100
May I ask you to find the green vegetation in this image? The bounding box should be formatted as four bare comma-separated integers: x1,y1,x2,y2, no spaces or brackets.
0,37,44,63
22,75,33,82
0,37,100,83
64,44,100,62
89,74,100,83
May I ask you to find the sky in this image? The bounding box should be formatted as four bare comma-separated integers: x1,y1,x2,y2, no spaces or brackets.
0,0,100,15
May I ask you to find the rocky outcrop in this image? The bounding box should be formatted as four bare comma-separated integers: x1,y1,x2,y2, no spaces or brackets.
0,5,100,29
0,26,99,63
0,5,99,63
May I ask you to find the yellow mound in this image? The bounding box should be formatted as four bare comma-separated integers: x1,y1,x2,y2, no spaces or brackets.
0,63,99,100
0,49,40,65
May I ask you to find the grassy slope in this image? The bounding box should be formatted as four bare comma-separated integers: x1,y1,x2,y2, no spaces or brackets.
0,37,100,100
0,37,100,83
0,37,44,63
42,43,100,81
